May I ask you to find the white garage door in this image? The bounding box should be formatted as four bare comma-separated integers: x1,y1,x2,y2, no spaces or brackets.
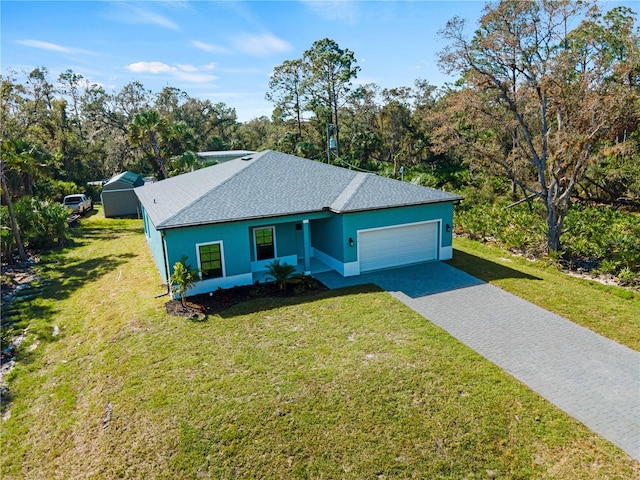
358,222,439,272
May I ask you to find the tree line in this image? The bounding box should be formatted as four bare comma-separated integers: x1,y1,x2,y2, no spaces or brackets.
1,0,638,264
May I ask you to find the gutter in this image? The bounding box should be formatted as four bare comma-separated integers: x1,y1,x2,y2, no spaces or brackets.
154,196,464,230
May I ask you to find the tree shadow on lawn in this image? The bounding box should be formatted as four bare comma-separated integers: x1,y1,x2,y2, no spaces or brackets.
167,282,382,320
3,250,136,322
169,252,543,319
1,248,138,411
447,249,541,283
68,224,143,246
2,252,138,341
43,252,138,301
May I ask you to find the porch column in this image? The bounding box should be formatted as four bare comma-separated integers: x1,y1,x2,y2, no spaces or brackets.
303,219,311,274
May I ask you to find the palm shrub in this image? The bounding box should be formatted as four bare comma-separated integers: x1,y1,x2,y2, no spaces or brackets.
0,206,13,261
563,205,640,275
266,259,296,291
14,197,69,249
456,196,640,281
455,201,545,253
170,256,200,307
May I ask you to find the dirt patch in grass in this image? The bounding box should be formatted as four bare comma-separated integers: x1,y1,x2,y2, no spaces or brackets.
165,276,328,318
1,257,40,304
1,256,41,401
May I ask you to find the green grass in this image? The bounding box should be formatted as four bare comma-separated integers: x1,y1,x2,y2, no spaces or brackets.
1,212,638,478
448,237,640,352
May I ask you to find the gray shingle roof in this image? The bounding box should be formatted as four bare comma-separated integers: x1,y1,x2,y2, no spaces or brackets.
134,150,463,229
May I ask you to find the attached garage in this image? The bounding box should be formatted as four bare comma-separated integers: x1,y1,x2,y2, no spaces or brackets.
135,150,462,293
358,221,439,272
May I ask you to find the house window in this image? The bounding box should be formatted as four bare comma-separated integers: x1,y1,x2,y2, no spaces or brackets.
197,242,224,279
254,227,275,261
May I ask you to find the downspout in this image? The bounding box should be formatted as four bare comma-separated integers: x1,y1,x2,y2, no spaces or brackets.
161,230,171,296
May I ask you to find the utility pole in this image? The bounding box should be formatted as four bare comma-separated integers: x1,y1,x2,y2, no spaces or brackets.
327,123,336,164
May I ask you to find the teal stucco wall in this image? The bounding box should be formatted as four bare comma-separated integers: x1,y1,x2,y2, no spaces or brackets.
142,207,169,285
341,202,455,263
152,211,334,293
164,221,252,279
310,215,344,260
141,201,456,293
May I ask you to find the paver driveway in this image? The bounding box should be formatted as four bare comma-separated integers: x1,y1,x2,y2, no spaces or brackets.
315,261,640,460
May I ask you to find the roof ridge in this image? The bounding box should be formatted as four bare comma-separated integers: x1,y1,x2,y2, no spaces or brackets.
158,150,268,227
329,172,369,212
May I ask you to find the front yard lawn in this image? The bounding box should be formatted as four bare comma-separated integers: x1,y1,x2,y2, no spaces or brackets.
1,215,637,478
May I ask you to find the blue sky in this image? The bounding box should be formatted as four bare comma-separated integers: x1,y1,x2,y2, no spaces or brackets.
1,1,635,122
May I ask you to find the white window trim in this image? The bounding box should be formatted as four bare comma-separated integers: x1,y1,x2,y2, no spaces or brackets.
195,240,226,280
253,225,277,261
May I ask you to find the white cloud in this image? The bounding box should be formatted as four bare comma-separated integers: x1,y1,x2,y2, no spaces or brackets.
126,61,217,84
202,62,217,71
127,61,176,74
176,64,198,72
17,39,72,53
302,0,359,24
138,9,179,30
174,71,217,83
192,40,230,54
105,4,180,30
233,33,292,57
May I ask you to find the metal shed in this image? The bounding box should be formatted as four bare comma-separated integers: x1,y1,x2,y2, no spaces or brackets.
101,171,145,218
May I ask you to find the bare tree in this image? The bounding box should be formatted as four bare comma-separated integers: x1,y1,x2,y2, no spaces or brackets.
438,0,639,252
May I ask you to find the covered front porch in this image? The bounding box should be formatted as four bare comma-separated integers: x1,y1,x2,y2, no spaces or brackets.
252,256,334,284
248,215,350,284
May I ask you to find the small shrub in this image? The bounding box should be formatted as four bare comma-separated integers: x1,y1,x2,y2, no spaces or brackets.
266,259,296,291
248,289,262,299
543,250,565,269
564,205,640,274
170,256,200,307
617,267,639,286
597,259,619,275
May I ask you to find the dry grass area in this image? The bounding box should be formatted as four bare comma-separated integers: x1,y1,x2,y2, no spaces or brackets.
1,214,638,478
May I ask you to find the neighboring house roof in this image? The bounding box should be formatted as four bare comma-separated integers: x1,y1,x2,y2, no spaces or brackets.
135,150,463,229
103,171,145,190
197,150,256,163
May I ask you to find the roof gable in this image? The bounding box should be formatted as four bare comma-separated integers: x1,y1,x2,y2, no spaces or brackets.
103,171,145,190
135,150,463,229
341,173,462,212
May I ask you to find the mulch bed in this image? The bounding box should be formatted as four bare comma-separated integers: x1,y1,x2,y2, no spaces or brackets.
165,276,328,318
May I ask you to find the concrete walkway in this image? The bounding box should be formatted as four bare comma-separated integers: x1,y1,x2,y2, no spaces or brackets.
315,262,640,461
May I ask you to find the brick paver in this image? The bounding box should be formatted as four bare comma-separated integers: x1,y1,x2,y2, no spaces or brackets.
316,262,640,460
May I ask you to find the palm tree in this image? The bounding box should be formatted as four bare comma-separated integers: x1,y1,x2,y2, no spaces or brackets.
128,110,170,179
169,151,200,177
1,139,50,198
169,257,200,308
